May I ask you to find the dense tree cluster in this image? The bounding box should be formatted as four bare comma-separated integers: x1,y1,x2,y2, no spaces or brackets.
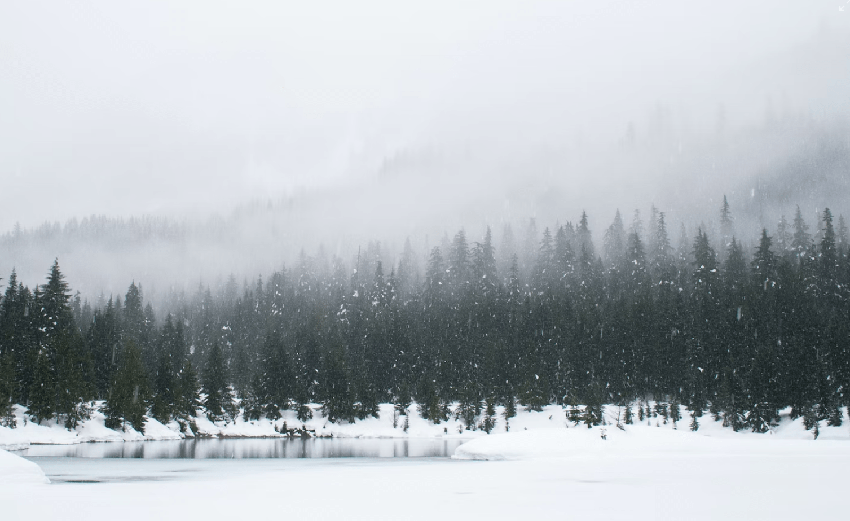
1,201,848,435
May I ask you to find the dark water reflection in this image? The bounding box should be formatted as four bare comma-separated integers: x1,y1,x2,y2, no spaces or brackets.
22,437,467,459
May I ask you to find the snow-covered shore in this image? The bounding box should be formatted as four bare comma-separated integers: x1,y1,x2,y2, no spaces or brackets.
3,403,850,521
3,401,849,451
4,418,850,521
453,405,850,460
0,401,483,449
0,448,49,484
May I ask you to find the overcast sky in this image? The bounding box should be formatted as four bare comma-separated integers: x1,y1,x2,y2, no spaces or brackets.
1,0,848,234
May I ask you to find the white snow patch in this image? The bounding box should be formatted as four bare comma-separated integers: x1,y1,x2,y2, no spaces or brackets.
0,448,49,484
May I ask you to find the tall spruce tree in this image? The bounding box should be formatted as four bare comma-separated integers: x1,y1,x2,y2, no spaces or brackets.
0,349,16,427
202,341,233,422
104,340,149,432
792,206,812,262
28,350,55,424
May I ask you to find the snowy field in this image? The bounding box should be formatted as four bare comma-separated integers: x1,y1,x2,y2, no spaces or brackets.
4,429,850,521
3,404,850,520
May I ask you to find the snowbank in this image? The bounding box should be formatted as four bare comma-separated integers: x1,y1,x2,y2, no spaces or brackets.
187,403,492,439
9,434,850,521
453,423,712,460
454,404,850,461
0,405,185,449
3,401,849,450
0,448,49,484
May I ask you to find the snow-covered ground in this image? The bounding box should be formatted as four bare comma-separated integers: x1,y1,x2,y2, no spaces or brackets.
3,401,848,450
4,403,850,520
3,403,850,520
0,448,49,485
4,421,850,520
1,401,488,449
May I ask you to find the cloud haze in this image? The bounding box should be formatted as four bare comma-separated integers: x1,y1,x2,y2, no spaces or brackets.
1,1,849,298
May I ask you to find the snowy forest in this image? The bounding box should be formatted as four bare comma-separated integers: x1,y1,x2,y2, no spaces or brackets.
1,198,848,437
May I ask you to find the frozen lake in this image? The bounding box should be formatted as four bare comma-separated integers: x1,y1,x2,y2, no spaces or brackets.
7,430,850,521
19,437,467,460
19,437,468,484
15,438,466,484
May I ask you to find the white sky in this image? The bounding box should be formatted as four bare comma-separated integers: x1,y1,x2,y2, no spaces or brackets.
1,0,848,233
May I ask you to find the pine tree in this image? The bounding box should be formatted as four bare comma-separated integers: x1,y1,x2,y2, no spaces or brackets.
670,400,681,425
38,259,73,339
396,237,418,298
0,351,16,427
724,238,747,293
689,411,700,431
503,396,517,424
752,230,776,286
650,211,672,277
604,210,626,267
533,227,555,293
719,195,734,253
457,382,480,430
28,350,55,424
568,403,582,425
819,208,837,286
104,340,149,433
554,226,575,286
0,270,32,406
54,332,92,429
151,350,176,424
321,346,354,423
481,397,496,433
242,374,264,422
259,332,293,419
202,341,233,422
150,315,182,424
175,358,201,425
837,215,848,255
577,211,595,259
448,229,470,293
623,401,633,425
775,215,793,259
792,205,812,261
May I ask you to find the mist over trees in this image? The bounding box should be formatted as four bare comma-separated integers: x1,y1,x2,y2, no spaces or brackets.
2,115,849,305
1,198,848,435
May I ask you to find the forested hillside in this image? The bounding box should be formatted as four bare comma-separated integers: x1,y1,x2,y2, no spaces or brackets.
1,201,848,436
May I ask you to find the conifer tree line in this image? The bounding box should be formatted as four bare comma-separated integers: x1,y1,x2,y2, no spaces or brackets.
1,199,849,435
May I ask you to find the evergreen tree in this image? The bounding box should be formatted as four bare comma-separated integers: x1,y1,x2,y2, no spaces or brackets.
623,401,633,425
576,211,595,259
819,208,837,287
689,410,700,431
792,205,812,261
670,400,681,425
151,350,176,424
0,351,17,427
28,350,54,424
650,211,672,277
202,341,234,422
481,397,497,433
4,198,850,440
752,230,776,286
604,210,627,267
54,332,92,429
776,215,793,259
837,215,848,255
719,195,734,253
175,358,201,425
321,346,355,423
104,340,149,433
